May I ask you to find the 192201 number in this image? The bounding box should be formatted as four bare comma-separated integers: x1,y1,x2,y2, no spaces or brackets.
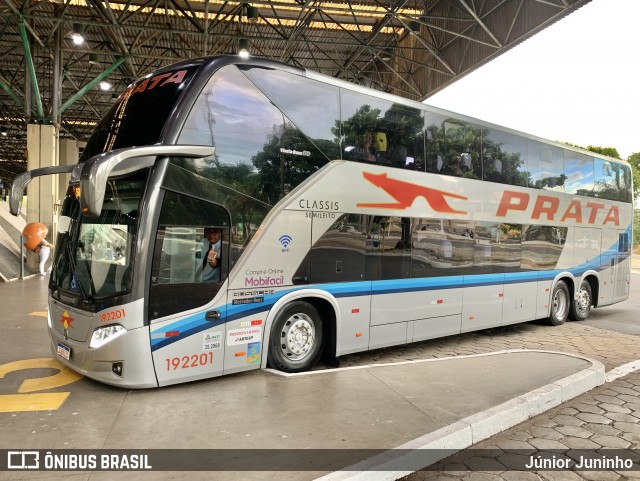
165,353,214,371
100,309,126,322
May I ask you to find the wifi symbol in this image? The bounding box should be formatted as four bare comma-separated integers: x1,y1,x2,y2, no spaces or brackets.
279,235,293,250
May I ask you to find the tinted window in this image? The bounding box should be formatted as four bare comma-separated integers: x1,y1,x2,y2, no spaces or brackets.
594,158,632,202
564,151,594,196
471,222,522,274
307,214,367,283
81,66,198,161
149,191,230,318
528,141,565,192
179,65,329,205
366,216,411,280
482,129,528,186
340,91,425,170
411,219,474,277
425,113,482,180
164,161,270,270
521,225,567,270
242,67,342,161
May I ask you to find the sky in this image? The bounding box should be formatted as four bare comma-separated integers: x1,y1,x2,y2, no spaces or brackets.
425,0,639,160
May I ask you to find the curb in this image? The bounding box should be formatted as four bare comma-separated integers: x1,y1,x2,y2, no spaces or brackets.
313,350,605,481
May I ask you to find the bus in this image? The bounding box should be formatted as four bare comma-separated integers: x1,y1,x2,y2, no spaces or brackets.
11,55,632,388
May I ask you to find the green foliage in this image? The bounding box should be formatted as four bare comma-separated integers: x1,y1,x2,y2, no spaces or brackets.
586,145,621,159
563,142,622,160
627,152,640,202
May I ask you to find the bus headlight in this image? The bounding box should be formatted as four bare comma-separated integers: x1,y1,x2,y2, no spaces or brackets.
89,325,127,349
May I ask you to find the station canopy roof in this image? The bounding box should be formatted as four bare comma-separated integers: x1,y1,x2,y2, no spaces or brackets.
0,0,590,178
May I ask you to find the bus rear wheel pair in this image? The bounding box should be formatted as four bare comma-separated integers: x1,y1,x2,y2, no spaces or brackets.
267,301,324,373
547,279,592,326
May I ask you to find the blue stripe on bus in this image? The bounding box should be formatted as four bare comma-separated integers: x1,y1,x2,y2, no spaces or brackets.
150,233,632,352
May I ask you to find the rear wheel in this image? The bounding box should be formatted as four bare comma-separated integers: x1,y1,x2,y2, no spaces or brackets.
547,280,570,326
267,301,323,373
569,279,592,321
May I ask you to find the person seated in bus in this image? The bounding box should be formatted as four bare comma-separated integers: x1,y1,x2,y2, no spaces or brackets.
346,131,378,162
201,227,221,283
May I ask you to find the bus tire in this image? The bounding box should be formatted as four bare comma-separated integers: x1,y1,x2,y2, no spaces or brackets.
569,279,592,321
547,280,570,326
267,301,323,373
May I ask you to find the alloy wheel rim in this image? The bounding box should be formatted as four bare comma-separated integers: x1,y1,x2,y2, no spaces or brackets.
280,313,315,361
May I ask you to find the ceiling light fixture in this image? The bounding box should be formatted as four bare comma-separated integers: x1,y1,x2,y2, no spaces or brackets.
246,6,259,22
99,81,112,91
238,38,250,59
71,23,85,46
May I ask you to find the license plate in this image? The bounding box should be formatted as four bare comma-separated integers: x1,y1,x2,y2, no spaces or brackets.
57,342,71,361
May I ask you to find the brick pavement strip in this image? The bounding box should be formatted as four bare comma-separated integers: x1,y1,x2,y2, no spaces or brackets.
400,371,640,481
339,322,640,371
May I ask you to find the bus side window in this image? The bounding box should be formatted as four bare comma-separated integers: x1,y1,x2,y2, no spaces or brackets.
148,191,230,319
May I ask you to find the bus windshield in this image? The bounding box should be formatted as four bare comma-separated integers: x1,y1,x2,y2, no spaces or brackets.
80,64,200,162
52,173,147,299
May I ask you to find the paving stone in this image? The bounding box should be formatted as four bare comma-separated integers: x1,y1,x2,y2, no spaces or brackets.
535,420,558,428
564,449,596,464
463,456,506,472
617,469,640,479
407,473,454,481
613,421,640,434
551,415,585,427
461,472,504,481
610,380,634,388
589,434,631,449
626,402,640,412
582,423,621,436
572,403,604,415
558,436,600,450
598,403,631,414
558,408,578,416
495,453,532,470
537,471,585,481
495,440,535,452
509,431,533,442
574,470,621,481
597,389,623,397
501,472,542,481
554,425,593,439
604,412,639,423
528,438,568,450
436,463,468,476
592,395,625,405
529,427,564,441
621,432,640,444
575,413,612,425
608,386,640,396
617,394,640,403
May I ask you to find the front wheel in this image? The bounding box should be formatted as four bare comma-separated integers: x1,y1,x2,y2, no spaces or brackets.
546,280,570,326
569,279,592,321
267,301,323,373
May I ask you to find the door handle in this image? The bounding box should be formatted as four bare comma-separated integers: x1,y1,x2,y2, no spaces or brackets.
205,310,221,321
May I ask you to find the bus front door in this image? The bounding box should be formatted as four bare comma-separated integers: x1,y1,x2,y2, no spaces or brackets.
147,191,231,386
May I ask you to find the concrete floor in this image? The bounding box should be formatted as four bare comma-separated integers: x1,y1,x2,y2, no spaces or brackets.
0,277,601,481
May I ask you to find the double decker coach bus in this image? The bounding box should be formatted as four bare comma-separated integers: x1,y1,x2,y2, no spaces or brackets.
11,55,632,388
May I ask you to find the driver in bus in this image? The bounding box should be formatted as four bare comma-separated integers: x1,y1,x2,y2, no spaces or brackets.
201,227,221,283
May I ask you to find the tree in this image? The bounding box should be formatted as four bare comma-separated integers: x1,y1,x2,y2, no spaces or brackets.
627,152,640,202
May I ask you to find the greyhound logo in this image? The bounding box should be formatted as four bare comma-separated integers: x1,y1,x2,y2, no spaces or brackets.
357,172,468,214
